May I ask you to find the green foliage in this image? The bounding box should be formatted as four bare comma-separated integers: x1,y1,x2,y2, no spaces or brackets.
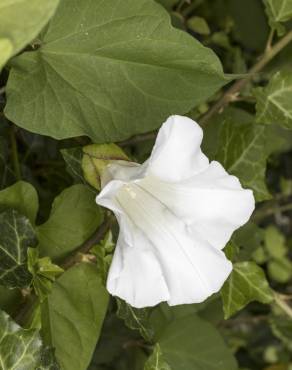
82,144,129,190
221,262,274,319
28,248,63,302
156,314,237,370
0,209,37,288
4,0,227,142
42,263,109,370
1,0,292,369
0,0,59,71
144,344,171,370
264,0,292,34
37,185,102,260
215,118,270,201
116,299,154,342
255,70,292,129
0,181,39,224
0,309,42,369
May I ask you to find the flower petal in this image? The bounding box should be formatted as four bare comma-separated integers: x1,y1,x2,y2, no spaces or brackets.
147,115,209,182
139,161,255,250
113,182,232,307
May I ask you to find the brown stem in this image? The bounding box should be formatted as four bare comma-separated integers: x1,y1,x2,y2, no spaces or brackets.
199,30,292,126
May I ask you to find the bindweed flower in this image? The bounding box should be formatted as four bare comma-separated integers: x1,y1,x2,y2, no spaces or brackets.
96,116,255,308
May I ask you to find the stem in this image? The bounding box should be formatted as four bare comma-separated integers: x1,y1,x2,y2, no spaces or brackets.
274,292,292,319
265,29,275,53
61,216,113,270
252,201,292,223
9,125,21,180
118,131,156,147
199,29,292,125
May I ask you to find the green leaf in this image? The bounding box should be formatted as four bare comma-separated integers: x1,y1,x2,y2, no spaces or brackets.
264,226,287,259
255,71,292,129
36,346,60,370
61,147,86,185
116,299,154,342
82,144,129,190
0,0,59,66
5,0,227,142
215,119,270,201
0,38,13,71
28,248,63,302
0,181,39,224
42,263,109,370
91,231,115,284
144,344,171,370
0,209,37,288
187,16,210,35
221,261,274,319
268,258,292,283
157,314,237,370
37,184,102,260
0,309,42,370
264,0,292,33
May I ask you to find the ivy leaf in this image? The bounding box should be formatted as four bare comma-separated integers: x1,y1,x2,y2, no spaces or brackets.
144,344,171,370
61,147,86,185
0,0,59,69
255,71,292,129
5,0,227,142
116,298,154,342
264,0,292,34
221,261,274,319
42,263,109,370
215,119,270,201
0,209,37,288
156,314,237,370
37,185,102,260
0,309,42,370
0,181,39,224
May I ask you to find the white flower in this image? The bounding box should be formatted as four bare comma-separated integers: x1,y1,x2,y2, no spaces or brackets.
96,115,255,308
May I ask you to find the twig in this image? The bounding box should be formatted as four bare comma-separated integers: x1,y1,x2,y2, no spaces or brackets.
199,30,292,125
252,201,292,223
118,131,156,147
61,216,113,270
9,125,21,180
274,292,292,319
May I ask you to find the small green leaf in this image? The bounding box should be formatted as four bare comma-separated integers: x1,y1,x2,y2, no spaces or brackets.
42,263,109,370
28,248,63,302
61,147,86,185
144,344,171,370
187,17,210,35
255,71,292,129
0,309,42,370
0,209,37,288
0,0,59,64
264,0,292,34
5,0,227,142
268,258,292,283
221,261,274,319
37,185,102,260
91,231,115,284
0,181,39,224
216,119,270,201
116,298,154,342
264,226,287,259
157,315,237,370
82,144,129,190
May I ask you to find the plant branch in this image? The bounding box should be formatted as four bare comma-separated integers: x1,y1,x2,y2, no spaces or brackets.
61,215,114,270
274,292,292,319
199,29,292,125
252,201,292,223
9,125,21,180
